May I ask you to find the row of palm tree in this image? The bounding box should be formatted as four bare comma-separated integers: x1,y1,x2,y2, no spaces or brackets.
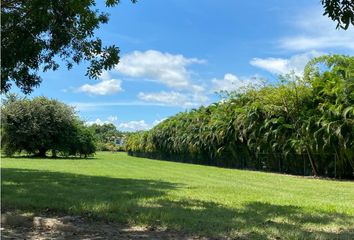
126,55,354,178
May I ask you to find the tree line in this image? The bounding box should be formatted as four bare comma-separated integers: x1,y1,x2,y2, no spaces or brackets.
125,55,354,179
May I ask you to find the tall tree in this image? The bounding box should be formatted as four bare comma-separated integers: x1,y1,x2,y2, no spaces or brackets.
1,0,136,93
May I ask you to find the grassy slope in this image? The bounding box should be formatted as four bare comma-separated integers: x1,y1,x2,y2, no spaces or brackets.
2,152,353,239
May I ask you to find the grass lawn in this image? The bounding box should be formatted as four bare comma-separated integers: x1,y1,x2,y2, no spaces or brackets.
2,152,354,239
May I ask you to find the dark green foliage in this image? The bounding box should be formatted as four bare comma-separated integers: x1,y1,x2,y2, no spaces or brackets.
1,0,136,94
1,96,96,157
67,120,97,157
322,0,354,29
88,123,123,151
126,55,354,178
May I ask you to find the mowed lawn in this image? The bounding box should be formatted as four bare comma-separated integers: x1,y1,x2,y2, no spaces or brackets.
2,152,354,239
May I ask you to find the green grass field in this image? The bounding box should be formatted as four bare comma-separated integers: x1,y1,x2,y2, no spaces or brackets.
2,152,354,239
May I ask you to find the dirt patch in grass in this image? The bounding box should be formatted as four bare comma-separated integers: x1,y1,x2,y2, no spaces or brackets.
1,211,230,240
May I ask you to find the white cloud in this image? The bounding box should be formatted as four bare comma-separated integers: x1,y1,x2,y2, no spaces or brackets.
69,101,170,112
115,50,205,89
138,91,188,107
77,71,123,96
250,58,289,75
85,115,118,126
78,50,209,106
250,51,324,75
138,90,209,108
211,73,265,92
85,118,111,126
98,71,112,81
279,8,354,51
85,117,164,132
118,120,150,132
281,35,354,52
78,79,123,95
191,89,209,105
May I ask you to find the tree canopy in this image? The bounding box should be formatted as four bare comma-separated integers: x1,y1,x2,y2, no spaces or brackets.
1,96,96,157
1,0,136,94
89,123,124,151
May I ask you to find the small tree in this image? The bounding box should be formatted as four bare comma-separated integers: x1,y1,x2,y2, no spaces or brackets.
89,123,122,151
68,120,97,158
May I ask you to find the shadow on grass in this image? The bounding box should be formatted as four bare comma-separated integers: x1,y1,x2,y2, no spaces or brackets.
3,155,97,160
2,168,353,239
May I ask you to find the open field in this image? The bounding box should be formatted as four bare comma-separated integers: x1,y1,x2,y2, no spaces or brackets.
2,152,354,239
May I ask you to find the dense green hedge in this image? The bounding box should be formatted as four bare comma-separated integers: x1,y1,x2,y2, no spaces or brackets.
126,55,354,179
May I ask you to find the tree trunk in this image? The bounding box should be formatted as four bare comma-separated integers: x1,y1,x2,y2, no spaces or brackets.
37,148,47,157
52,150,57,158
306,148,318,176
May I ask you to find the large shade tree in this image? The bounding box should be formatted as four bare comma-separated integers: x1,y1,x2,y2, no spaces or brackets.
1,96,96,157
1,0,136,93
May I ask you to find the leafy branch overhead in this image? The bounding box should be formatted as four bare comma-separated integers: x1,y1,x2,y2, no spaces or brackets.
1,0,352,94
322,0,354,29
1,0,136,94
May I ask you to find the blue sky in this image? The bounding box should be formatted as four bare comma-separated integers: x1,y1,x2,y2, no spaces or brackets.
12,0,354,131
